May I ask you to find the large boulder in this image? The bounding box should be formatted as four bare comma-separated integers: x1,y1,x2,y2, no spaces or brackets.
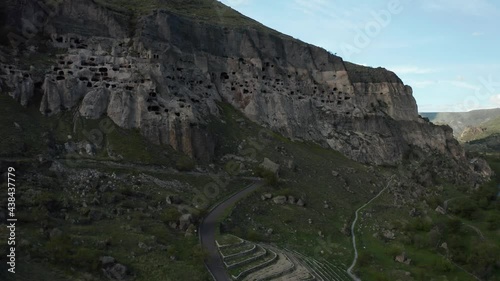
104,263,130,281
178,213,193,230
260,158,280,175
272,196,287,204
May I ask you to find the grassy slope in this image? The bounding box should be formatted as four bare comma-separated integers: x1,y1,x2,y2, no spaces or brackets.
214,104,500,280
212,103,390,268
0,93,250,280
94,0,274,32
353,164,500,280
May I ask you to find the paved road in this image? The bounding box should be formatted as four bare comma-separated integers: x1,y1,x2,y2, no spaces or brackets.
199,181,263,281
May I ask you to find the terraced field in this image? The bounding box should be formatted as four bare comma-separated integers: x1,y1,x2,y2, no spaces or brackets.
288,249,351,281
216,235,319,280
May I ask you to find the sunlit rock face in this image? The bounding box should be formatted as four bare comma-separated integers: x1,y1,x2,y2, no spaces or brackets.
0,0,470,169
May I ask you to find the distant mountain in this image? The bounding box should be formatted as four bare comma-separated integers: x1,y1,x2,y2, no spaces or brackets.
421,108,500,141
460,115,500,141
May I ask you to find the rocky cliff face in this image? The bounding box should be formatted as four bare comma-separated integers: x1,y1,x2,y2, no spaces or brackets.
0,0,475,169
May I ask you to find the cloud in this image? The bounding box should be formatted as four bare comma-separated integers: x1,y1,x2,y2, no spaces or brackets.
472,31,484,37
408,80,436,88
420,0,498,17
491,94,500,106
441,80,481,91
389,66,438,74
292,0,363,29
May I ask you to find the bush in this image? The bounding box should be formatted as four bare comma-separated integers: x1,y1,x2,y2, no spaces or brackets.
71,248,101,272
487,214,500,230
433,257,453,272
45,235,72,263
176,156,196,171
448,198,478,219
161,208,181,223
445,218,462,234
426,195,443,209
467,242,500,278
253,166,278,186
386,244,404,257
357,252,372,267
406,218,432,232
191,244,208,262
45,235,101,272
471,183,497,209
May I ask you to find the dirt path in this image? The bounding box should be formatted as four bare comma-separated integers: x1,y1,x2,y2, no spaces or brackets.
347,177,394,281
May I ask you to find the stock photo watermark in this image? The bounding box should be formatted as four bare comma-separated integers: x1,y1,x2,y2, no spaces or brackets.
339,0,406,59
6,167,17,274
0,0,60,62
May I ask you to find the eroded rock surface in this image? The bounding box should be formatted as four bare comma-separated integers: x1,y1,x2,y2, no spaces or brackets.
0,0,487,176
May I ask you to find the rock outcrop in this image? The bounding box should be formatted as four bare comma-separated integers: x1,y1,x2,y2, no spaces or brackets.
0,0,485,173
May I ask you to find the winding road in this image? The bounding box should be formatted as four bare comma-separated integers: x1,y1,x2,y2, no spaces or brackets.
199,181,263,281
347,177,394,281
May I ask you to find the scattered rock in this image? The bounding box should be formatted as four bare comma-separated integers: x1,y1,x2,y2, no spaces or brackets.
272,196,287,204
185,224,196,237
409,208,420,217
382,229,395,240
166,195,182,205
138,242,152,252
395,252,411,265
99,256,116,266
49,228,63,240
296,199,305,207
103,263,130,281
178,213,193,230
260,158,280,175
435,206,446,215
287,195,296,204
261,193,272,201
341,223,351,236
331,170,339,177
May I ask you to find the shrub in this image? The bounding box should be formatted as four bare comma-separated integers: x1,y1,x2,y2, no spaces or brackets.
426,195,443,209
45,236,101,272
357,252,372,267
253,166,278,186
191,244,208,262
445,218,462,234
406,218,432,232
386,244,401,257
45,235,72,263
176,156,196,171
70,248,101,272
433,257,453,272
487,214,500,230
161,208,181,223
448,198,478,219
467,242,500,278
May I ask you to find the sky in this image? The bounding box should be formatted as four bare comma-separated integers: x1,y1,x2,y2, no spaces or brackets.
218,0,500,112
